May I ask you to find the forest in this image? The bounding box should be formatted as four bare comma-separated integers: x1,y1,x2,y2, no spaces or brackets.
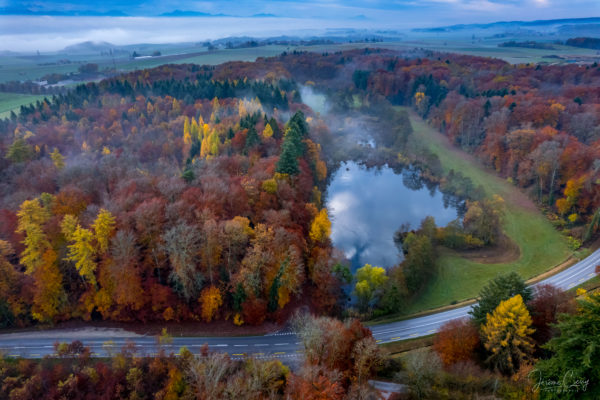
1,44,600,399
1,48,600,329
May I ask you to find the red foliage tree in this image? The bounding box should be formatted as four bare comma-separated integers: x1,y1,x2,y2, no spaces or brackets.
433,318,480,367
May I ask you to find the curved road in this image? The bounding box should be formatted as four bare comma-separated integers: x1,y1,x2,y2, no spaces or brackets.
1,248,599,359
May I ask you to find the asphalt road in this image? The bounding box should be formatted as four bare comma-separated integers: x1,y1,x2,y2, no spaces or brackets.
1,247,599,359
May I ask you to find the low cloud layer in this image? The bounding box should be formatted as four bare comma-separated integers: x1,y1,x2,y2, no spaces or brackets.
0,0,597,52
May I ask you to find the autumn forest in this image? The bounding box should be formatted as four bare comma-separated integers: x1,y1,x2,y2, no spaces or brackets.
1,46,600,399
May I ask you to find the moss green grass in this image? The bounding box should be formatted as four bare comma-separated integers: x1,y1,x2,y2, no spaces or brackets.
0,92,46,119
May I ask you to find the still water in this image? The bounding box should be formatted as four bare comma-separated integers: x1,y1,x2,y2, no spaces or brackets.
326,161,461,271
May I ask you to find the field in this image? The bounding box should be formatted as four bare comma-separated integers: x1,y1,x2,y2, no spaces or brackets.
0,92,47,119
401,108,572,314
1,38,597,84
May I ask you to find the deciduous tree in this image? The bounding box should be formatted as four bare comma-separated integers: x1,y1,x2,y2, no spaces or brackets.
481,294,535,375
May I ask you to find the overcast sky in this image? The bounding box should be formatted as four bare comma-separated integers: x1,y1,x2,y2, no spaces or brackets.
0,0,598,52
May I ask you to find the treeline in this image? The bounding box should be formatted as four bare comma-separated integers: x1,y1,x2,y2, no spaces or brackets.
498,41,555,50
0,67,342,328
566,37,600,49
0,81,67,95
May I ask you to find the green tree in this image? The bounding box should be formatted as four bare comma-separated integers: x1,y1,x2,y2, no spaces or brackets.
534,291,600,399
5,137,33,163
245,125,260,150
276,136,300,175
470,272,532,326
481,294,535,375
354,264,388,312
402,232,435,293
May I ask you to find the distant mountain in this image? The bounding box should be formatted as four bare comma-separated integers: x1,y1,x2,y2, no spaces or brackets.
159,10,228,17
62,41,119,53
414,17,600,32
251,13,277,18
0,6,128,16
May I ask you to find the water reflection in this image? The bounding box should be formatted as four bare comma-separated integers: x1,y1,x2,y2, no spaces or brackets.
326,161,461,271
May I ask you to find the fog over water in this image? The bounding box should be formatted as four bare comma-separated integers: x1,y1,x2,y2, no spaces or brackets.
327,161,460,271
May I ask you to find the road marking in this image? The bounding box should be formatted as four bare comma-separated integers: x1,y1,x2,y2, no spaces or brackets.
255,353,264,356
390,337,402,341
568,283,575,288
427,330,436,334
579,278,585,282
232,353,244,356
376,340,382,343
274,352,285,355
410,333,418,337
589,273,596,277
274,343,288,346
234,344,248,347
254,344,268,347
214,344,228,347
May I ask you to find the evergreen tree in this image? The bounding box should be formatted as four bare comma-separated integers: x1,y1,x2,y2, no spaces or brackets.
245,125,260,151
276,138,299,175
470,272,532,326
534,291,600,399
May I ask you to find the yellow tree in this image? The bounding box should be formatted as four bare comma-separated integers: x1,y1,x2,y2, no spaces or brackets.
183,116,191,144
50,147,65,170
200,135,210,158
61,214,78,241
66,225,97,286
209,131,220,157
92,208,116,253
481,294,535,375
262,123,274,139
191,117,201,140
309,208,331,243
16,198,51,274
354,264,388,312
200,285,223,322
31,248,66,323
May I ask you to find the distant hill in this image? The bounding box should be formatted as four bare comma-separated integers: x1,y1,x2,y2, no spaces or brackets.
62,41,119,54
0,6,128,16
414,17,600,32
159,10,228,17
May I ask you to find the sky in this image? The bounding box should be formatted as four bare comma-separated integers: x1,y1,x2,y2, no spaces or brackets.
0,0,598,51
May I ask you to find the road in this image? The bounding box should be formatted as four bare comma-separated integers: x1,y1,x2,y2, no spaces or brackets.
1,247,599,359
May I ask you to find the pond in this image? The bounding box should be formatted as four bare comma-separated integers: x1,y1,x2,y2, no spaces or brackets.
326,161,462,271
